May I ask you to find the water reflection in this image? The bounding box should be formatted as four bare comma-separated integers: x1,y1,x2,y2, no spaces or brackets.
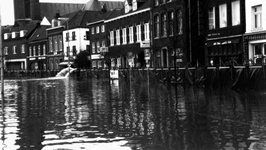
0,78,266,149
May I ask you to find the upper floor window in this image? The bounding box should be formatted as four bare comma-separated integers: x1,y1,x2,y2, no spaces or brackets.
96,26,100,34
252,5,262,29
92,42,96,53
58,35,63,51
54,36,58,51
101,25,105,33
43,45,46,55
136,25,141,42
13,45,17,54
38,45,41,56
219,4,227,28
91,27,95,34
72,31,76,40
66,33,69,42
116,29,121,45
208,7,215,29
21,44,25,53
102,41,106,47
144,23,150,40
168,11,174,36
29,46,32,56
4,47,8,55
97,41,100,53
49,37,53,52
122,28,127,44
110,31,114,46
33,46,36,56
154,15,159,38
232,1,240,26
154,0,159,6
177,9,183,35
129,26,134,43
161,13,167,37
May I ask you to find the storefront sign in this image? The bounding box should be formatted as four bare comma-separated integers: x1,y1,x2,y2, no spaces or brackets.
140,40,150,48
91,54,104,60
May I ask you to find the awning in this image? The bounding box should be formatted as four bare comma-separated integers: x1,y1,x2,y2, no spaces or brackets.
59,61,73,66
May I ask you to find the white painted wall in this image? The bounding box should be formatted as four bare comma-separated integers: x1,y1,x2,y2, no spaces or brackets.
63,28,90,61
245,0,266,33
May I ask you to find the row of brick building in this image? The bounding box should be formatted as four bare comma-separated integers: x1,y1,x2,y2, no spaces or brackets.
2,0,265,70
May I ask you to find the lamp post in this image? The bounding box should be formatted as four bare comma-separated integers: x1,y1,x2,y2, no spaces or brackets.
58,17,70,76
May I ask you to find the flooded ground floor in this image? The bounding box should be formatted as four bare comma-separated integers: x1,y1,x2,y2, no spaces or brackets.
0,77,265,150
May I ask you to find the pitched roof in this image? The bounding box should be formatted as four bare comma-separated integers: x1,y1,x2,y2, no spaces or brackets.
82,0,124,11
28,25,49,42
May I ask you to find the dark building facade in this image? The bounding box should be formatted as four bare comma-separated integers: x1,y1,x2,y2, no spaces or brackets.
13,0,41,20
106,0,151,69
2,19,39,70
205,0,246,66
151,0,206,67
27,25,50,70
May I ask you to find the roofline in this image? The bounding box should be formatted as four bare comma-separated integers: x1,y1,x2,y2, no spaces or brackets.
87,20,105,26
105,8,150,23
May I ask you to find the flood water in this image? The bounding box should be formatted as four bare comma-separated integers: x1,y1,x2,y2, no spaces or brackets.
0,77,266,150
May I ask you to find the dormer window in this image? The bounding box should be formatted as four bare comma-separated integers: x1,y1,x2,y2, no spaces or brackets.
125,0,132,13
12,32,19,38
133,0,137,11
20,30,27,37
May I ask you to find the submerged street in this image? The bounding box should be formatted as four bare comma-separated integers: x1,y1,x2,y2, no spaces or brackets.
0,77,266,150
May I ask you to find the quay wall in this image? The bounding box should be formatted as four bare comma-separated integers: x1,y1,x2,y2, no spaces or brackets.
3,65,266,90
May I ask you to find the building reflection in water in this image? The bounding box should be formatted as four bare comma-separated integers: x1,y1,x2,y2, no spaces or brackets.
1,78,266,149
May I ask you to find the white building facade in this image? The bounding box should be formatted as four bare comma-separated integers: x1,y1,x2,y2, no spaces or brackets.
245,0,266,65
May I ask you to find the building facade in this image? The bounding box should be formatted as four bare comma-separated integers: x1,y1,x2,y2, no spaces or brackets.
2,19,39,70
106,0,151,69
205,0,245,66
244,0,266,65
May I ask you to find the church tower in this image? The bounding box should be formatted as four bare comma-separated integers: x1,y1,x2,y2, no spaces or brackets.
13,0,41,20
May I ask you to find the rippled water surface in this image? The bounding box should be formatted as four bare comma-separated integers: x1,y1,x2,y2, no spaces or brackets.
0,77,266,150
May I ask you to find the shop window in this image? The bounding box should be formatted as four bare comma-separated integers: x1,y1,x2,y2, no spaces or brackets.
254,44,262,55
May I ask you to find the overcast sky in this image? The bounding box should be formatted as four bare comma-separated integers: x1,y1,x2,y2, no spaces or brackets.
1,0,107,25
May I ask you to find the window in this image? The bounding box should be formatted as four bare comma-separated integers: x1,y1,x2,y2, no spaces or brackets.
29,46,32,56
73,46,77,55
232,1,240,26
13,45,17,54
116,29,120,45
66,33,69,42
101,25,105,32
66,46,70,56
92,61,97,68
154,0,159,6
43,45,46,55
92,42,95,53
154,15,159,38
122,28,127,44
208,7,215,29
144,23,150,40
91,27,95,34
168,11,174,36
129,26,134,43
219,4,227,28
54,36,58,51
49,37,53,52
110,31,114,46
21,44,25,53
58,35,62,51
38,45,41,55
85,31,90,40
254,44,262,55
98,61,102,68
4,47,8,55
102,41,105,47
33,46,36,56
97,41,100,53
72,31,76,40
96,26,100,33
136,25,141,42
252,5,262,29
177,9,183,35
161,14,167,37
